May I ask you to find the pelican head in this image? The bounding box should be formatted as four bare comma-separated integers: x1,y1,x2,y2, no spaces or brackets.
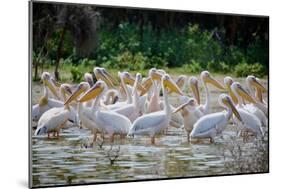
224,76,238,104
188,76,200,105
120,72,147,96
219,94,242,122
41,72,59,98
78,80,107,103
94,67,118,88
172,98,197,114
246,75,266,93
149,68,162,81
201,71,225,90
162,74,183,95
231,82,256,104
60,84,72,95
84,72,94,87
175,75,188,90
64,82,90,105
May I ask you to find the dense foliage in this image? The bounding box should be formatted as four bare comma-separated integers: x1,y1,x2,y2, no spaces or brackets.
32,3,269,81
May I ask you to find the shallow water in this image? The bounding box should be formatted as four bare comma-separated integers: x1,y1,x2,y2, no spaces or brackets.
31,78,268,187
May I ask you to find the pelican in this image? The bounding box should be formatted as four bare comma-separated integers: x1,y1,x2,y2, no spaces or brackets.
245,75,268,117
255,77,268,107
172,98,204,141
190,94,242,143
84,72,94,87
223,76,238,104
32,72,63,121
230,82,264,137
77,80,132,142
197,71,225,115
64,82,104,141
34,84,79,138
128,74,183,144
113,73,143,122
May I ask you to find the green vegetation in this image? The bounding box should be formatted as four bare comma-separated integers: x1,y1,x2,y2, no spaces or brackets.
32,3,268,82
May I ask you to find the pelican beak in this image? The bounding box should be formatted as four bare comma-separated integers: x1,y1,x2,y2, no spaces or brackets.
173,99,194,114
78,83,103,103
225,81,238,104
252,78,266,93
51,77,61,88
142,77,153,91
237,85,256,104
151,71,162,81
123,74,147,96
43,79,59,98
64,85,72,96
190,81,200,105
95,70,114,88
205,76,225,90
224,97,242,122
163,77,183,95
102,69,119,86
64,85,85,105
176,76,185,89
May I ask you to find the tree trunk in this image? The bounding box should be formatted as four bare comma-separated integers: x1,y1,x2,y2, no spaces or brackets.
54,27,66,81
34,59,38,81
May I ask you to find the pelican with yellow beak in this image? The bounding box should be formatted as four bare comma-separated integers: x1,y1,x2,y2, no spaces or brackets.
230,82,264,137
198,71,225,115
64,82,104,141
190,94,242,143
172,98,204,141
32,72,63,121
224,76,238,104
245,75,268,117
78,80,132,142
145,68,163,113
113,73,144,122
34,84,79,138
128,74,183,144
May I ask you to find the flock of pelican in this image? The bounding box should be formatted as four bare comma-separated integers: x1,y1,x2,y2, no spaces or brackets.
32,67,268,144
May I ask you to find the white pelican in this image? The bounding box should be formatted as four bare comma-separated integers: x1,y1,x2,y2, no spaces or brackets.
113,72,143,122
128,74,183,144
172,98,204,141
84,72,94,87
223,76,238,104
245,75,268,117
255,77,268,107
146,68,163,113
190,94,242,143
197,71,225,115
64,82,104,141
77,80,132,142
34,84,79,138
230,82,264,137
188,76,201,104
32,72,62,121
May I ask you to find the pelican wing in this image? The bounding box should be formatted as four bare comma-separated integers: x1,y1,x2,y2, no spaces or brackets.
129,111,166,134
192,112,226,137
35,107,69,135
235,108,263,136
96,110,131,134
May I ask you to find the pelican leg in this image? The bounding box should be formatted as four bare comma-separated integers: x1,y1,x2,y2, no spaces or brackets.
57,131,60,139
53,132,56,137
210,138,214,143
47,132,50,139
